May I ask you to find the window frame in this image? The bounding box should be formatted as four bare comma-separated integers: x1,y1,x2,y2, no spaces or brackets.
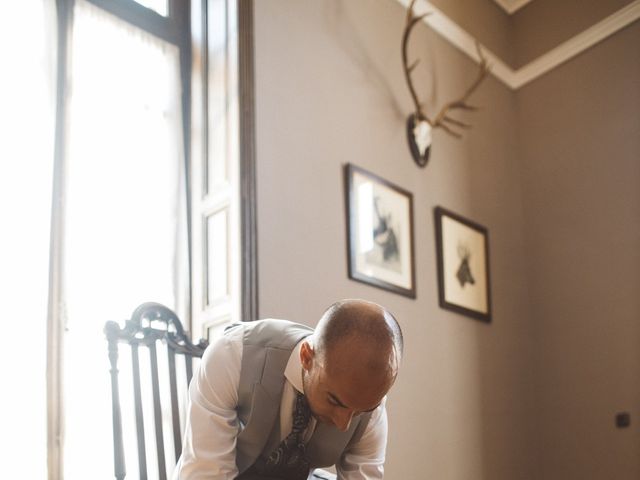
189,0,257,342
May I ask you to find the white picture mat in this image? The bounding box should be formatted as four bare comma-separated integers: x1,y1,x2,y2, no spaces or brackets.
352,171,412,289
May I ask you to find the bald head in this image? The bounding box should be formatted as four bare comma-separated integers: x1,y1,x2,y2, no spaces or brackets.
299,299,403,427
312,299,403,373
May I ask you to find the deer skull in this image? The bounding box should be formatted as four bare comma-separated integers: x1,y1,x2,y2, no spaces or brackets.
407,115,432,167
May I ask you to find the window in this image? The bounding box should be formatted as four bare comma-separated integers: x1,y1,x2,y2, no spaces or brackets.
2,0,256,476
40,0,191,477
0,1,56,478
62,2,187,476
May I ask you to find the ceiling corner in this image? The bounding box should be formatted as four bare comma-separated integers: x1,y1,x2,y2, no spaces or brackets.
492,0,534,15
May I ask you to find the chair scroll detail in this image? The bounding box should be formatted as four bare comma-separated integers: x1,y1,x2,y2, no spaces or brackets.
105,303,208,480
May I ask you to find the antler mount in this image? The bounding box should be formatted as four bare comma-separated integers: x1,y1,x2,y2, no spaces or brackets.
402,0,490,168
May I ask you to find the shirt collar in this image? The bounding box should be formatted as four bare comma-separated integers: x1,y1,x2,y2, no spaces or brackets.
284,338,308,394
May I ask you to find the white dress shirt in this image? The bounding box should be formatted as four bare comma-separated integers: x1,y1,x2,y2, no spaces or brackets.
174,323,387,479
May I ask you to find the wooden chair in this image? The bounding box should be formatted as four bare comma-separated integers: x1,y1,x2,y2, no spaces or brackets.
105,302,208,480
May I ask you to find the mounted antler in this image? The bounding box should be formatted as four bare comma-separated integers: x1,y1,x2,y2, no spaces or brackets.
402,0,490,167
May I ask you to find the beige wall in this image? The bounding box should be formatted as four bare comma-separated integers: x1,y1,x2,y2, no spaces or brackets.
419,0,636,70
254,1,534,479
517,21,640,480
512,0,635,68
253,0,639,478
429,0,514,66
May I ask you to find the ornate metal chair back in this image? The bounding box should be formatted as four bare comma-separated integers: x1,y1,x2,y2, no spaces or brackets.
104,303,208,480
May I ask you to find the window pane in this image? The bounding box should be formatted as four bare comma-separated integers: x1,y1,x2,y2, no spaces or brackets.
207,0,229,191
133,0,168,16
206,209,229,305
0,1,55,478
63,1,186,478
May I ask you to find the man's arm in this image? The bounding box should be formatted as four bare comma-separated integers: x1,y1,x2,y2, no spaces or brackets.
173,327,243,479
335,398,388,480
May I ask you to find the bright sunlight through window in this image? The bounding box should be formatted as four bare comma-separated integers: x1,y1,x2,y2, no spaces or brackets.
0,1,55,476
62,2,187,478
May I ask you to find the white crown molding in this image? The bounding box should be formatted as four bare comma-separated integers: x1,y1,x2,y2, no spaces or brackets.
512,1,640,88
397,0,640,90
397,0,518,87
493,0,533,15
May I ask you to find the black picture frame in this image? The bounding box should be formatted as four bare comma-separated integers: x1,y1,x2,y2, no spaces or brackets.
434,206,492,322
345,164,416,298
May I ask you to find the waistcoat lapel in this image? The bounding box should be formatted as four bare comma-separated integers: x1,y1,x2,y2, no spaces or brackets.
236,342,296,473
235,382,280,472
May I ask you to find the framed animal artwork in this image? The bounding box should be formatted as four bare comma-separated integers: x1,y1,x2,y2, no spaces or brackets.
344,164,416,298
434,207,492,322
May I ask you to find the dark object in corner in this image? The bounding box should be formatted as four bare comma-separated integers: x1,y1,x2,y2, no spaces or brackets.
615,412,631,428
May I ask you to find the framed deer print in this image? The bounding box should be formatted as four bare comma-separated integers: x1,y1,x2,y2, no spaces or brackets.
434,207,491,322
345,164,416,298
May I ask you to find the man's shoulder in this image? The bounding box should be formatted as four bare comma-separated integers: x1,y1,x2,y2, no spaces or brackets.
230,318,314,349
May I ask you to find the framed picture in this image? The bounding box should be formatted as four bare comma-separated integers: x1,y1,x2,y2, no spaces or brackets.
344,164,416,298
434,207,491,322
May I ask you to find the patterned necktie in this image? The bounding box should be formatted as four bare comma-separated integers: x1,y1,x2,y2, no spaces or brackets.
261,392,312,480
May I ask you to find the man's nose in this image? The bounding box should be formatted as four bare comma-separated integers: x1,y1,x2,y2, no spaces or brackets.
334,409,355,432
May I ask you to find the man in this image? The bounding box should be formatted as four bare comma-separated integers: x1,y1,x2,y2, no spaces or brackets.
174,299,403,479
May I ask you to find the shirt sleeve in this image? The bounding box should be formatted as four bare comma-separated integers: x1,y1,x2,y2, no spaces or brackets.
335,397,388,480
173,326,243,480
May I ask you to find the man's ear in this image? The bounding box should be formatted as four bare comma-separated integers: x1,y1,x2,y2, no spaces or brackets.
300,340,314,371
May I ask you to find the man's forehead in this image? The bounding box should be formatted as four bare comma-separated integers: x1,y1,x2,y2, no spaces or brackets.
324,337,395,370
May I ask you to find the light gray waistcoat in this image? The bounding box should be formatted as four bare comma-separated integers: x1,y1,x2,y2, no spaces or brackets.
231,319,372,474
